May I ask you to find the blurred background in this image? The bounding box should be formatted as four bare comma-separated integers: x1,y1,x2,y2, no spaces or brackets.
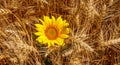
0,0,120,65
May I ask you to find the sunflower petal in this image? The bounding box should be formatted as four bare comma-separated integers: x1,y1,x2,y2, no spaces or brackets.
60,34,69,38
34,32,43,36
66,28,70,34
38,19,44,24
51,42,55,46
35,24,43,28
52,16,55,22
47,42,51,47
55,38,63,45
59,39,64,46
36,37,43,43
44,16,52,25
57,16,62,22
35,27,45,32
63,20,69,26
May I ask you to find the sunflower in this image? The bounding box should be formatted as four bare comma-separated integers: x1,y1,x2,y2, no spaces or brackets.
34,16,70,47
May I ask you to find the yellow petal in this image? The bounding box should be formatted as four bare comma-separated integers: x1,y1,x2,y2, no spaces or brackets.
44,16,52,25
52,16,57,25
57,20,64,29
47,42,51,47
60,34,69,38
59,39,64,46
35,24,43,28
56,38,64,46
52,16,55,22
51,42,55,46
61,28,70,34
36,37,43,43
57,16,62,22
35,28,44,32
36,36,47,44
63,20,69,26
43,39,49,43
66,28,70,34
34,32,43,36
61,42,65,46
38,19,44,25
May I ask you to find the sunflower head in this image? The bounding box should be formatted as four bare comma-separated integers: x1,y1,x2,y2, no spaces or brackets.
34,16,70,47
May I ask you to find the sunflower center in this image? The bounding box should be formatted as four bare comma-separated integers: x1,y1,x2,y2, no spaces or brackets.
45,26,58,40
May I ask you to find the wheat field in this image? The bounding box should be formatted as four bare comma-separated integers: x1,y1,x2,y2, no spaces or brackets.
0,0,120,65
